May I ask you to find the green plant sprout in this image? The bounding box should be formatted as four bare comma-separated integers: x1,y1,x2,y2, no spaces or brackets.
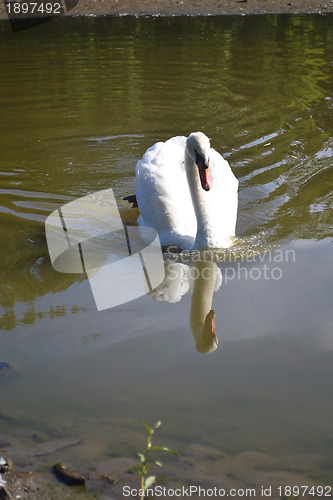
134,420,179,500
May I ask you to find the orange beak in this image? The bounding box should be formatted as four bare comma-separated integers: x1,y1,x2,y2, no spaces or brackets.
198,161,212,191
195,150,211,191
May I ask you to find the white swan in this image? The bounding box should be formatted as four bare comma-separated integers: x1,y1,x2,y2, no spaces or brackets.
134,132,238,250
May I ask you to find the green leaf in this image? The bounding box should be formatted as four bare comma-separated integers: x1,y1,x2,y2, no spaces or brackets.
154,461,163,467
144,475,156,489
137,452,146,462
142,420,153,436
151,446,179,455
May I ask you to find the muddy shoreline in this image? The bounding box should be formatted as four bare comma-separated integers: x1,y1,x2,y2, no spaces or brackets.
0,0,332,20
1,439,331,500
43,0,333,16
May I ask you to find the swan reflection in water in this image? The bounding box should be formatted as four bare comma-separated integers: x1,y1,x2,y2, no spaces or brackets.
150,259,222,354
123,131,237,352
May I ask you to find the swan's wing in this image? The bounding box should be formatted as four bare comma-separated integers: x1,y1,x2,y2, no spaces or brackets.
208,149,239,240
135,136,196,248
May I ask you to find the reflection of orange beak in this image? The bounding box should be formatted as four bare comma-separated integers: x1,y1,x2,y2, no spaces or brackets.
198,309,218,354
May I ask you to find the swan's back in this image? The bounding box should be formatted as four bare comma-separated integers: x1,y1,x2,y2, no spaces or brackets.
135,136,197,249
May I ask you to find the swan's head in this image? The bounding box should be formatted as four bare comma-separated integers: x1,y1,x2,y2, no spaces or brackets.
186,132,212,192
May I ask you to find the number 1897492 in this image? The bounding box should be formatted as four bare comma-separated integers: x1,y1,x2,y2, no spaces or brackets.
6,2,62,14
277,485,332,497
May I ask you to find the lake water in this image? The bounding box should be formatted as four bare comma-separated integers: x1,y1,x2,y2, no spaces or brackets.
0,13,332,496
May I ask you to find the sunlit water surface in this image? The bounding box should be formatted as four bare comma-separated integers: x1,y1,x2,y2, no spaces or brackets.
0,13,332,490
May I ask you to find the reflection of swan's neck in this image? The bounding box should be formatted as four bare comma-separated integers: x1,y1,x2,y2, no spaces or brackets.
185,151,212,250
190,262,219,353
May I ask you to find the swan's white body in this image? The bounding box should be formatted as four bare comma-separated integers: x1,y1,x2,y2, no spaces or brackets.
135,133,238,250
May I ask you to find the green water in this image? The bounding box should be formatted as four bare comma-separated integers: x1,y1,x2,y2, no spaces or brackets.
0,14,332,488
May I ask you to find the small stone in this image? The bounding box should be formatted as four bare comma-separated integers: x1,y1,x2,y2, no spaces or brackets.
53,463,85,486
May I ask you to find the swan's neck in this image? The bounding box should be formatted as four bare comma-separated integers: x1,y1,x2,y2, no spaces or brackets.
185,151,213,250
190,266,214,331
